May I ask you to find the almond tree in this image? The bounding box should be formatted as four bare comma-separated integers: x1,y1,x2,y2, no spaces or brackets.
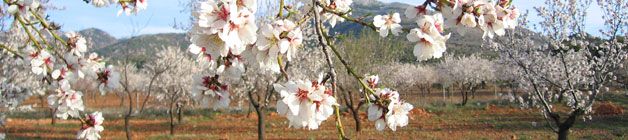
1,0,522,139
438,54,495,105
487,0,627,139
151,46,201,135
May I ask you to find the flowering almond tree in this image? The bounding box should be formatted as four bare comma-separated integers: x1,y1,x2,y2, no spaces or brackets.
438,54,495,105
183,0,519,139
0,0,148,139
487,0,627,139
1,0,521,139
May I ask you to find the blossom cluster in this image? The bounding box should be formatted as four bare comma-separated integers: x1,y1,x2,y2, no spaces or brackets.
302,0,353,27
375,0,521,61
273,76,337,130
362,74,413,131
77,111,105,140
440,0,520,38
6,0,40,15
188,0,257,78
14,30,116,139
190,73,231,110
245,19,303,73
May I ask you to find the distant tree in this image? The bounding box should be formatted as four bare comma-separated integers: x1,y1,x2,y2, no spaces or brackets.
487,0,627,139
438,54,495,105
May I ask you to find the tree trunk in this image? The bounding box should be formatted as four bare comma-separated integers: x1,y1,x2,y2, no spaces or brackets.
177,104,184,122
461,91,468,106
50,108,56,125
124,92,133,140
120,93,126,107
471,87,476,99
556,110,580,140
254,106,265,140
169,108,175,135
558,127,570,140
351,102,364,132
140,74,161,113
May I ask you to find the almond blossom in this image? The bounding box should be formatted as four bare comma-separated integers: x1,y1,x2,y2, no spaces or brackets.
91,0,109,7
407,28,449,61
47,89,85,120
27,48,55,76
274,78,337,130
96,65,121,95
191,74,231,110
6,0,40,14
65,31,88,57
362,74,379,88
367,88,413,131
253,19,303,72
373,13,403,37
315,0,353,27
77,111,105,140
405,5,428,19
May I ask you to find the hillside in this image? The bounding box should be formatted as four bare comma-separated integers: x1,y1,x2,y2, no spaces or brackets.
79,28,118,50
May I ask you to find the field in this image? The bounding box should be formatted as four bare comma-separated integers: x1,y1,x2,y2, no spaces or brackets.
3,89,628,140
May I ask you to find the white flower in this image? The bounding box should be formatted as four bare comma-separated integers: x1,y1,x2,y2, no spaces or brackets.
96,65,120,95
197,1,234,34
65,31,88,57
28,48,55,76
274,79,337,130
218,8,257,54
496,5,520,29
134,0,148,10
7,0,40,14
367,88,413,131
254,19,303,72
385,101,413,131
373,13,403,37
47,90,85,120
460,13,477,28
92,0,109,7
189,33,229,59
116,6,132,16
362,74,379,88
476,3,504,39
416,13,444,35
405,5,428,19
191,74,231,110
7,5,18,14
407,28,449,61
321,12,345,28
217,53,245,80
77,111,104,140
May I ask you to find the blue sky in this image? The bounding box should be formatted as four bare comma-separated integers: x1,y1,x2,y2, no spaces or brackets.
48,0,604,38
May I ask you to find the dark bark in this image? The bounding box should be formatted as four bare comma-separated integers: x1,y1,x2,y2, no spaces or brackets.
248,90,265,140
471,87,476,99
50,108,56,125
254,105,265,140
120,93,126,107
556,110,581,140
140,73,162,113
177,105,184,122
461,91,469,106
124,91,133,140
169,105,175,135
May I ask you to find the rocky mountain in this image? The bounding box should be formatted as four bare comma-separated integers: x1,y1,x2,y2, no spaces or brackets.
79,28,118,50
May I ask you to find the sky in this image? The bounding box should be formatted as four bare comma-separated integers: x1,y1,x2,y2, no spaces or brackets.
48,0,605,38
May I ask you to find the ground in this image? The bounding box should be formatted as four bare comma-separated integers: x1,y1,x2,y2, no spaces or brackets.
3,89,628,139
